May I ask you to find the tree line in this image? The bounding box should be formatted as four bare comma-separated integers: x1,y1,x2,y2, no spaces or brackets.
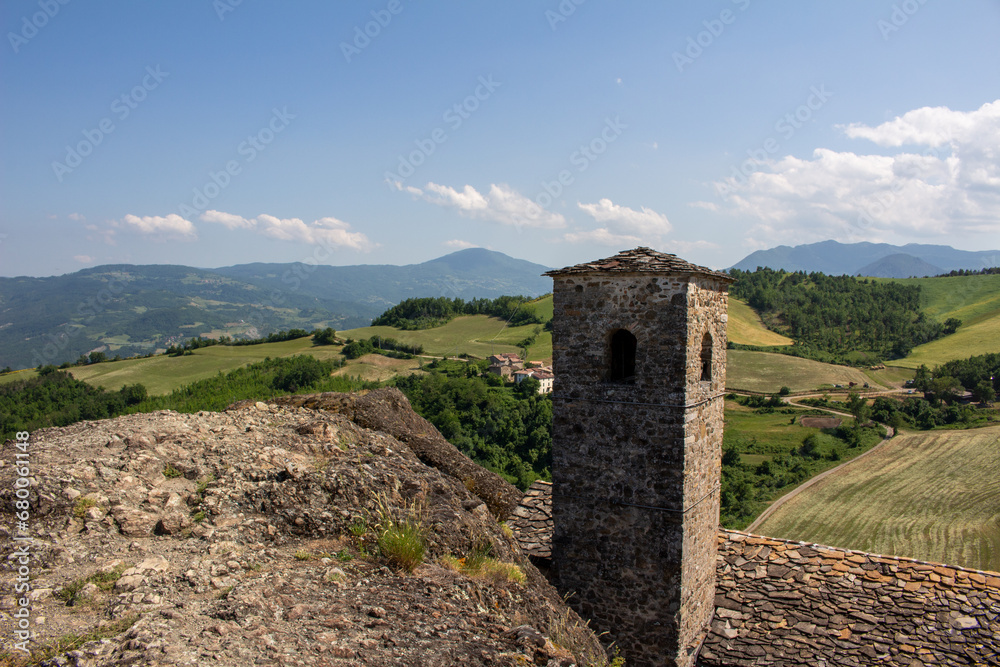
164,328,317,356
372,295,545,330
341,336,424,360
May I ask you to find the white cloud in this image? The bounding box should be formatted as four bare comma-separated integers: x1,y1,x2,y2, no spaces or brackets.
73,254,94,263
840,100,1000,147
200,210,254,229
199,210,374,251
444,239,478,249
577,198,672,235
712,100,1000,245
403,182,566,229
563,227,642,246
121,214,197,239
565,198,673,248
68,212,86,222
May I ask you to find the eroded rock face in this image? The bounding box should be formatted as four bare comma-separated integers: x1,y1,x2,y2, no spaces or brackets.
0,394,605,666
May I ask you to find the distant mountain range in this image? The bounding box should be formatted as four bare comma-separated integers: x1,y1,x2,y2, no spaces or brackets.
730,241,1000,278
0,249,552,370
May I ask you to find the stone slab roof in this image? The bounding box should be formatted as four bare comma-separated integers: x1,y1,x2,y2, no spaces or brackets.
701,530,1000,667
508,480,552,559
544,247,733,282
511,484,1000,666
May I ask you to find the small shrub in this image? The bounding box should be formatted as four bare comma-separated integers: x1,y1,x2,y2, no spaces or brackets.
477,559,526,584
195,475,214,495
191,510,206,523
88,562,129,591
73,497,98,518
335,549,354,562
294,550,312,561
349,516,368,537
162,464,182,479
377,519,425,572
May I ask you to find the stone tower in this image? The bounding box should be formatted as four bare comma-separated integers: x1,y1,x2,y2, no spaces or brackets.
545,247,732,667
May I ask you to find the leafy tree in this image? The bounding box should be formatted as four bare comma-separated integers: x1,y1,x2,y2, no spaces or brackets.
312,327,337,346
516,376,541,397
973,380,996,404
928,375,963,404
846,392,871,424
943,318,962,334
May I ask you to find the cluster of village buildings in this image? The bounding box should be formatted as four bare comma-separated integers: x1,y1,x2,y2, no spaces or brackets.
486,353,553,394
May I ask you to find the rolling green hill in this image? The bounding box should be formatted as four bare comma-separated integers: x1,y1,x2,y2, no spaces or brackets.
726,298,793,346
11,289,878,396
883,274,1000,368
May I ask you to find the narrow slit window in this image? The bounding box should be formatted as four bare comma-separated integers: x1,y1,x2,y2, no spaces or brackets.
610,329,637,381
700,332,713,382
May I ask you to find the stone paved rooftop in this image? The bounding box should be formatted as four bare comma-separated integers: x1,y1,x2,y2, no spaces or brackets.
512,484,1000,666
508,480,552,559
544,246,734,282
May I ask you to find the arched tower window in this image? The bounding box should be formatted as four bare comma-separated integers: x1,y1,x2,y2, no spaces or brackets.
609,329,637,381
700,332,713,382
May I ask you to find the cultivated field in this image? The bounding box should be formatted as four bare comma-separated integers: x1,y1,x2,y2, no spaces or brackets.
726,350,880,393
334,354,424,382
753,425,1000,573
727,298,793,346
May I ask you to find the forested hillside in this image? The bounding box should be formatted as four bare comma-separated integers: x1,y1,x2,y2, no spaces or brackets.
372,295,546,330
729,268,948,362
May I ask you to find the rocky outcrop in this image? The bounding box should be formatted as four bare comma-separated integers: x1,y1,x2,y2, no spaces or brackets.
260,387,524,520
0,394,606,666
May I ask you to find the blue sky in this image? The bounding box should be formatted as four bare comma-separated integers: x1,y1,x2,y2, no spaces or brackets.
2,0,998,277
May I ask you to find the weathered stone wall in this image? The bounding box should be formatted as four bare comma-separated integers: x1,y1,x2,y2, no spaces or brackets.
550,271,729,667
679,278,729,663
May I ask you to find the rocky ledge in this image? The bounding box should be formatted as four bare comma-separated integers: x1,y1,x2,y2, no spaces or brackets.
0,388,605,666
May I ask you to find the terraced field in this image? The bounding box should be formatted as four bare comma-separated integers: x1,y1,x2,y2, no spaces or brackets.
753,425,1000,572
